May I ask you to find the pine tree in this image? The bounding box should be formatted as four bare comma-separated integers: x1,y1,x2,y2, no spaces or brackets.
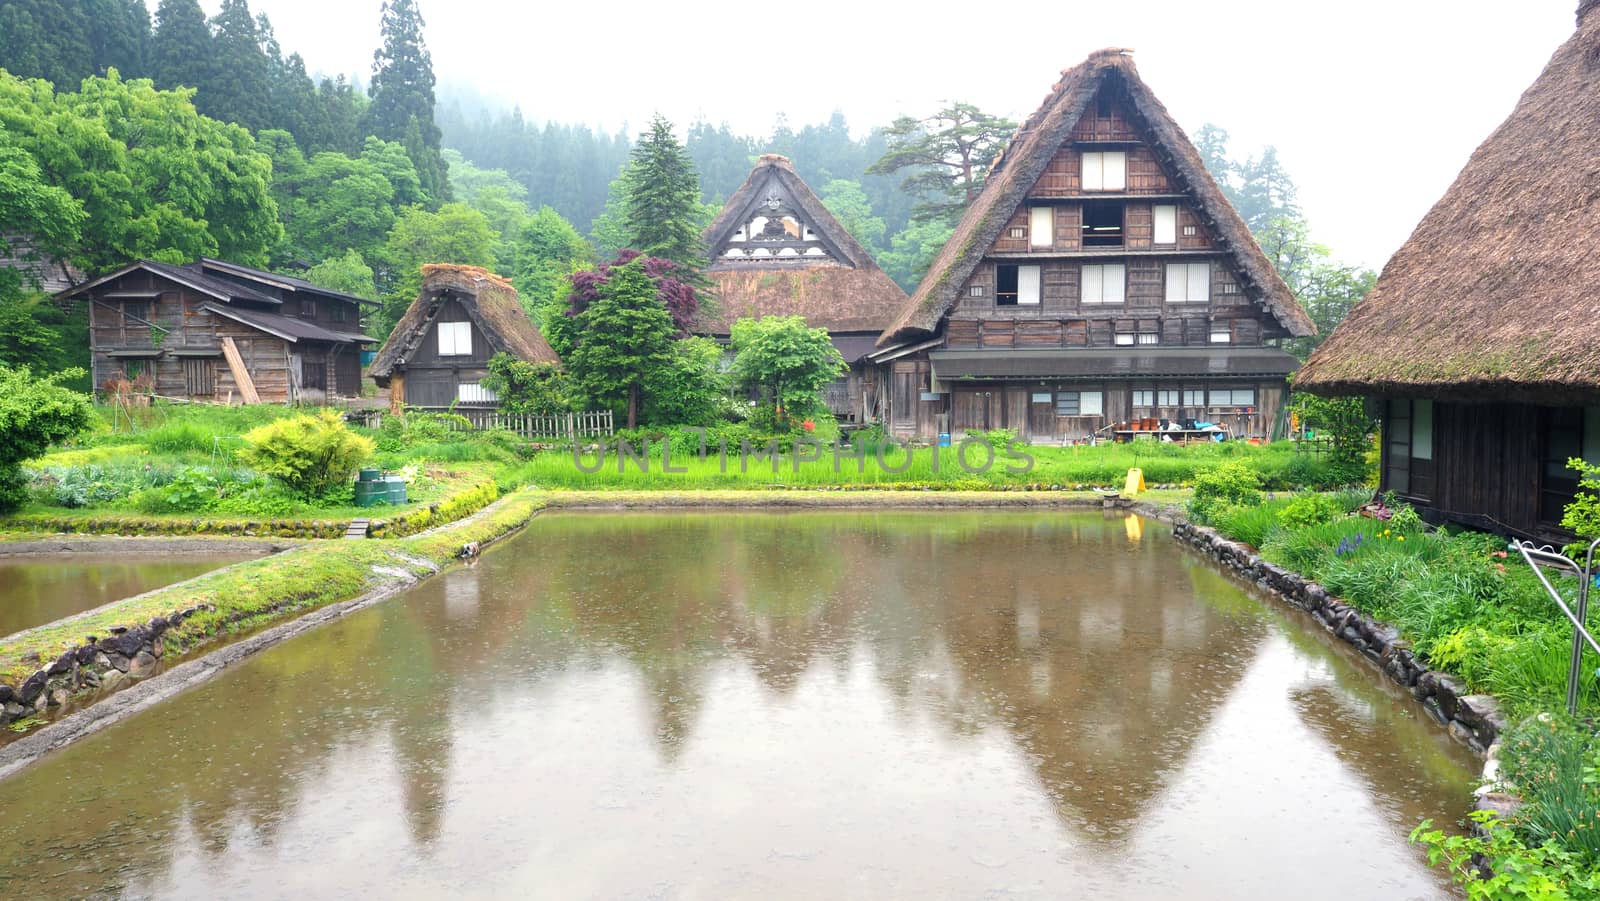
205,0,271,130
150,0,213,95
367,0,449,202
315,75,364,156
624,114,704,276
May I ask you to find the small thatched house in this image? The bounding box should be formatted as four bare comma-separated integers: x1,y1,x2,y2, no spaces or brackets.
697,154,909,421
1296,2,1600,540
62,257,375,404
371,264,560,410
871,49,1313,443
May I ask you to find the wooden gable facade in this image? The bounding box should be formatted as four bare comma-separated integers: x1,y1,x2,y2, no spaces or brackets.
874,50,1314,443
370,264,560,410
63,259,374,404
697,154,908,422
1297,4,1600,541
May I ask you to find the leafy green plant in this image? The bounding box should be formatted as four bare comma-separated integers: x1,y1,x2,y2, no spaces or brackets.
1212,500,1286,548
1278,492,1343,531
1561,458,1600,559
1501,716,1600,863
976,428,1019,452
1412,810,1600,900
238,410,374,498
0,366,94,512
483,353,574,415
1187,463,1263,524
131,467,222,514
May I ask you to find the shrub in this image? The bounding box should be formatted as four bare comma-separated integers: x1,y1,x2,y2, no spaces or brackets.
1412,810,1600,900
976,428,1018,452
1561,458,1600,559
238,410,374,498
1187,463,1263,524
0,366,94,512
483,354,574,415
1278,492,1344,531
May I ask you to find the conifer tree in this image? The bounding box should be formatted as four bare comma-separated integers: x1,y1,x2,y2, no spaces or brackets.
624,114,705,276
85,0,150,79
150,0,213,94
0,0,93,86
367,0,449,202
205,0,271,130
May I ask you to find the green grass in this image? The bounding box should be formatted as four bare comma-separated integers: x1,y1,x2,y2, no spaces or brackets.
508,438,1347,491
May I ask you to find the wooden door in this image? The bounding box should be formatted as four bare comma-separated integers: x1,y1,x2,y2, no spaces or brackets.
335,349,361,397
1028,389,1055,440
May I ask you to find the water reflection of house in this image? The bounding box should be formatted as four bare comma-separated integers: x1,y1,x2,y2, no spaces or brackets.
61,258,375,403
1295,3,1600,542
697,155,909,423
872,50,1314,443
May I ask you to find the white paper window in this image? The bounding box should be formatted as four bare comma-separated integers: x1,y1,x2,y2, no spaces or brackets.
1081,264,1125,304
1133,390,1153,406
1029,207,1053,247
1031,392,1053,404
437,321,472,356
1165,262,1211,303
1184,389,1205,407
1210,389,1256,406
1138,333,1159,345
1210,327,1232,344
1081,391,1104,416
1414,399,1434,460
1017,265,1041,305
1158,389,1179,406
1081,152,1127,191
969,285,984,297
1115,333,1136,346
1153,205,1177,245
456,382,498,404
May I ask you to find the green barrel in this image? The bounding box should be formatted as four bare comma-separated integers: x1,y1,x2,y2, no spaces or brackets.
385,476,407,505
358,468,381,482
353,480,383,507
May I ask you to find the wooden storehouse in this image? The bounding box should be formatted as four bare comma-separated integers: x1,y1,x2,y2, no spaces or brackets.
370,264,560,410
63,258,376,404
697,154,909,422
872,49,1314,443
1296,3,1600,541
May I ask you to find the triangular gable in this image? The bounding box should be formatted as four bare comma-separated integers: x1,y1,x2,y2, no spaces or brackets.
878,49,1313,346
704,155,869,269
57,259,277,305
370,264,558,384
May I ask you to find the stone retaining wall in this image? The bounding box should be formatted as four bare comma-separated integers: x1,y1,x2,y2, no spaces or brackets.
0,605,211,728
1171,519,1507,756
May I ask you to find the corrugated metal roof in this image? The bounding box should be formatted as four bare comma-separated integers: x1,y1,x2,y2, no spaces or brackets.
929,348,1301,379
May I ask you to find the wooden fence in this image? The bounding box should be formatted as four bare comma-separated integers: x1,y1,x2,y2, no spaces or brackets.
406,407,614,441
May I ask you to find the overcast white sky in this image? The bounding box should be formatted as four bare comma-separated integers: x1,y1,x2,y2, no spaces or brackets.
180,0,1579,270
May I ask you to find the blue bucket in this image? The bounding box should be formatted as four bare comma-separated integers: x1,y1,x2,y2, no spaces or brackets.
938,432,951,447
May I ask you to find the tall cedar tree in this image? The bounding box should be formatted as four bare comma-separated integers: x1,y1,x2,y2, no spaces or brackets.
150,0,213,95
624,114,705,276
566,253,694,428
0,0,92,86
866,102,1015,225
205,0,272,131
87,0,150,79
367,0,449,203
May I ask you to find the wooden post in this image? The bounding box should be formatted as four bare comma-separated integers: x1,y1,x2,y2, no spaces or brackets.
220,337,260,404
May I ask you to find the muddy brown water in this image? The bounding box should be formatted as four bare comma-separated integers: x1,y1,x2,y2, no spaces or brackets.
0,511,1478,899
0,554,258,639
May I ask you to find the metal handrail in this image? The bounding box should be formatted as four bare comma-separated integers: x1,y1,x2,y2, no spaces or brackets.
1512,537,1600,716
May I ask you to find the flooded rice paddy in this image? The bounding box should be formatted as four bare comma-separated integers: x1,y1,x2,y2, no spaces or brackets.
0,512,1478,898
0,553,258,638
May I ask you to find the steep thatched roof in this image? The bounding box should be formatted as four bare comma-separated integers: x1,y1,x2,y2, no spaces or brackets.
695,154,907,335
1297,5,1600,403
878,49,1312,347
370,264,559,385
